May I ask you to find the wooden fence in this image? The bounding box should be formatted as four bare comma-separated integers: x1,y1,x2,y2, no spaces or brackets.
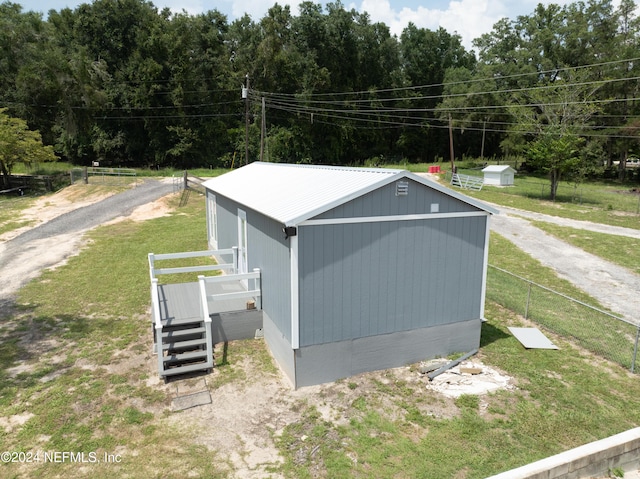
1,173,69,194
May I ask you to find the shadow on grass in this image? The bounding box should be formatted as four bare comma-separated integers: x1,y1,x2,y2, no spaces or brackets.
480,321,510,348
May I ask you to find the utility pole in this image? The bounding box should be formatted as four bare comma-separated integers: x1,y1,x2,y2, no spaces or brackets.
480,117,487,161
260,97,266,162
243,74,250,165
448,114,456,174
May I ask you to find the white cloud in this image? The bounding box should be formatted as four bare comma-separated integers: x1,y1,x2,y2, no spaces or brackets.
356,0,605,52
359,0,509,51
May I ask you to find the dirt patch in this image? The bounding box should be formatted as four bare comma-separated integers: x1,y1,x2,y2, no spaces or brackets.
0,413,35,433
104,194,173,225
162,344,513,477
0,232,91,298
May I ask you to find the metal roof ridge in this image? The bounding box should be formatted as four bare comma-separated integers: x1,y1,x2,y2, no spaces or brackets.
252,161,402,174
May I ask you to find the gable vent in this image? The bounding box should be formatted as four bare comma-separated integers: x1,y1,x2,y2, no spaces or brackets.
396,180,409,196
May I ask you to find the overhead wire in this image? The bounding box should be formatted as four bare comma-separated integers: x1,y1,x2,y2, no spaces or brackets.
248,56,640,138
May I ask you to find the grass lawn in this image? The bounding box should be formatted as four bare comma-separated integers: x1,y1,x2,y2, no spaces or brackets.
1,180,640,478
453,172,640,229
0,195,37,236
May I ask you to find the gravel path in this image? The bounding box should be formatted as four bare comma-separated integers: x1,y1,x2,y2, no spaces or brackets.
490,204,640,323
0,179,174,302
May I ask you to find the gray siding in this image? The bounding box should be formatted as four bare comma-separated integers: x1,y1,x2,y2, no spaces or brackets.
315,178,476,219
294,319,481,388
210,310,263,344
209,192,293,343
298,216,487,347
246,211,292,342
263,312,295,386
214,194,238,251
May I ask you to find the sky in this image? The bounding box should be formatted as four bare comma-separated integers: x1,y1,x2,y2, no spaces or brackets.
15,0,622,52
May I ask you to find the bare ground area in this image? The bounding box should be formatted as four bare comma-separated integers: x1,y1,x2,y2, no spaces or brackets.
2,180,640,477
0,180,173,300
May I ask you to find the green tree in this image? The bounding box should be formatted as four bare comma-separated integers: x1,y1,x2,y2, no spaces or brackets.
508,72,601,199
0,109,57,187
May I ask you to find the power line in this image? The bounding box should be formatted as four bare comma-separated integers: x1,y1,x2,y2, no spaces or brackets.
252,55,640,101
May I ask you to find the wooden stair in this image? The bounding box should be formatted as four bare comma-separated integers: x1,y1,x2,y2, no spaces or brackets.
158,317,213,377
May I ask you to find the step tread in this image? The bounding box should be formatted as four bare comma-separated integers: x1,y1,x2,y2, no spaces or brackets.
160,316,203,327
162,337,207,349
161,361,213,377
163,350,209,363
162,326,206,338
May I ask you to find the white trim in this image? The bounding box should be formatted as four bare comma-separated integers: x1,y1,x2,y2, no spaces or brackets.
299,210,489,226
479,214,492,320
290,234,300,350
284,171,407,226
207,193,218,249
237,209,248,288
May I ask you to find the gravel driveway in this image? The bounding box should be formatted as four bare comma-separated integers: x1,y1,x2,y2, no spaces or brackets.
490,204,640,323
0,179,174,301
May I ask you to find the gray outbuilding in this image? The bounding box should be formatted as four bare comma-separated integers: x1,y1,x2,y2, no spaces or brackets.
202,162,498,388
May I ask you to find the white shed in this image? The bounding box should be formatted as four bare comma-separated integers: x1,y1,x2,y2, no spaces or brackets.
482,165,516,186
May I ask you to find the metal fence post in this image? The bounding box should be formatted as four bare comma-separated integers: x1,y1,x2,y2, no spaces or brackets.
525,282,532,320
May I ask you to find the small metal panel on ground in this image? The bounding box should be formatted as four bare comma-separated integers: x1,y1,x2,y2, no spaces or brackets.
508,327,559,350
171,377,212,411
172,391,212,411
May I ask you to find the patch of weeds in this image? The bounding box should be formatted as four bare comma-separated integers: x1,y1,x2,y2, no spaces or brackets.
114,383,136,396
134,385,167,405
609,467,625,478
277,406,352,478
109,374,128,385
400,403,429,427
351,396,367,412
455,394,480,411
142,424,158,436
0,338,21,369
210,339,277,389
347,382,358,390
121,407,153,425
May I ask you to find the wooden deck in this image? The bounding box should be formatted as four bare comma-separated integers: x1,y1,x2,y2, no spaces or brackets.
155,280,263,344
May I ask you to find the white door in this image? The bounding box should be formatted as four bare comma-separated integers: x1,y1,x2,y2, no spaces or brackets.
237,209,248,276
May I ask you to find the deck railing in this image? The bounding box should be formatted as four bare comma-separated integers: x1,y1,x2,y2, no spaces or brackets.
199,269,262,310
150,277,164,373
148,248,238,282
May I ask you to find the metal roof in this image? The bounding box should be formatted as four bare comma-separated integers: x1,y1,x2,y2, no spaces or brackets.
202,162,498,226
482,165,516,173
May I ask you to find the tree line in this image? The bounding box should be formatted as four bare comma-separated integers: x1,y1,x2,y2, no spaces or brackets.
1,0,640,183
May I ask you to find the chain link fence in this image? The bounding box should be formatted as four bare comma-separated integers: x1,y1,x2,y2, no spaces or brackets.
487,265,640,373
